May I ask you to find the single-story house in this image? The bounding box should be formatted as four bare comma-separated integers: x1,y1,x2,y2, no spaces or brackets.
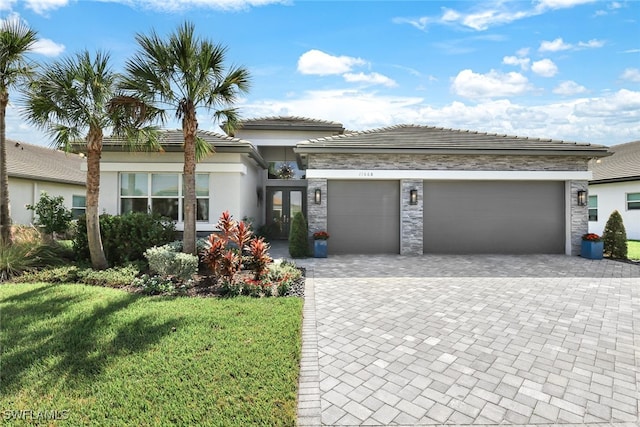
588,140,640,240
97,116,609,256
7,140,86,225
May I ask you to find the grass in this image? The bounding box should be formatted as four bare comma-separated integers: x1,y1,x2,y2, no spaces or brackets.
0,283,303,426
628,240,640,260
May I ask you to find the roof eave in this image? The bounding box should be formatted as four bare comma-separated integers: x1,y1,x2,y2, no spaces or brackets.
589,175,640,185
294,147,610,157
9,172,86,186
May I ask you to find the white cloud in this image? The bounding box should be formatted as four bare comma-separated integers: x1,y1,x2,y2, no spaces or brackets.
553,81,587,95
578,39,605,48
102,0,286,12
620,68,640,82
297,49,366,76
503,55,530,70
343,72,397,88
32,38,65,56
242,88,640,145
539,37,605,52
24,0,68,15
539,38,572,52
531,59,558,77
535,0,596,10
451,69,532,99
394,0,596,32
0,0,16,11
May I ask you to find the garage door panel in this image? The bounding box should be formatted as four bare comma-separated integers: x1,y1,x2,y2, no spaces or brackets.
424,181,565,254
328,180,400,254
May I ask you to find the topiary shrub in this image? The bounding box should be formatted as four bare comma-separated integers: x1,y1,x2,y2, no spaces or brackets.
602,210,628,259
288,212,308,258
74,212,176,266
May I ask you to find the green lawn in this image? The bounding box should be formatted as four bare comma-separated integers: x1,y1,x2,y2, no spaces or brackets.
0,283,303,426
628,240,640,260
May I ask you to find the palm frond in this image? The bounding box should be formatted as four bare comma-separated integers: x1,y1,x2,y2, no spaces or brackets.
194,135,214,162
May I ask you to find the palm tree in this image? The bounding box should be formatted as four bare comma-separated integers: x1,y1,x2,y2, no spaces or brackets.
120,21,251,255
23,50,146,269
0,19,37,245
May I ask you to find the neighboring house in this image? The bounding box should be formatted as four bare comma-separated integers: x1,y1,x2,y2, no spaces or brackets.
588,140,640,240
97,117,609,256
7,140,86,225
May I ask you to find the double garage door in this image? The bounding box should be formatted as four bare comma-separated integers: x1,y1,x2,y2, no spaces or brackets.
327,180,565,255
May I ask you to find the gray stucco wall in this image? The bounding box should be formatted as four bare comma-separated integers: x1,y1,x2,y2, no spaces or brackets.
306,153,591,256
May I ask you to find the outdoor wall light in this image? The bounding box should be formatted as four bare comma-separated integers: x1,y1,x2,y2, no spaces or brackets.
409,189,418,205
577,190,587,206
314,188,322,204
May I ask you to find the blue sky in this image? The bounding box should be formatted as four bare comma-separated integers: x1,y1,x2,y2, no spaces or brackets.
2,0,639,146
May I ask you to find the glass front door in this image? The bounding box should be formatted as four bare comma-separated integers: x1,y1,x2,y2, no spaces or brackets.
266,188,305,239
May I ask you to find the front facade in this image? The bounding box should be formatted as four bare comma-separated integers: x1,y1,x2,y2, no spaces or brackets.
96,117,608,255
7,141,86,225
588,140,640,240
296,125,609,256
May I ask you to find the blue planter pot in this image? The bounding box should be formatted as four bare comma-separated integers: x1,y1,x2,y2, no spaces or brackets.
581,240,603,260
314,240,328,258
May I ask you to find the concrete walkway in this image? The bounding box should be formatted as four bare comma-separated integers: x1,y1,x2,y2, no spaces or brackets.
284,250,640,426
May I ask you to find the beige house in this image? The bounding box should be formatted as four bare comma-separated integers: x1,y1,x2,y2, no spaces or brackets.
7,141,86,225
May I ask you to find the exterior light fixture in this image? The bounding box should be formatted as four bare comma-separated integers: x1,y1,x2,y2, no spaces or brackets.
409,189,418,205
314,188,322,204
577,190,587,206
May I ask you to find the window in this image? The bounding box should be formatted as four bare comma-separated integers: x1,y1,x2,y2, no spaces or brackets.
120,173,209,222
627,193,640,210
72,195,86,219
588,195,598,221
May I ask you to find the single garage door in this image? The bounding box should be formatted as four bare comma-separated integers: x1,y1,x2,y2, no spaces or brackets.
328,180,400,254
423,181,565,254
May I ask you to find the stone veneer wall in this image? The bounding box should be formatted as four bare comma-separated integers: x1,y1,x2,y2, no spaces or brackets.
401,180,423,255
306,153,591,256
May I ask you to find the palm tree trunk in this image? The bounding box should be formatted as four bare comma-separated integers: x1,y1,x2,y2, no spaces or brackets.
0,93,12,245
182,109,197,255
86,125,108,269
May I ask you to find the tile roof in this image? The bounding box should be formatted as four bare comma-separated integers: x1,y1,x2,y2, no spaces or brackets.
589,140,640,183
296,124,610,156
237,116,345,132
7,140,86,185
101,129,268,168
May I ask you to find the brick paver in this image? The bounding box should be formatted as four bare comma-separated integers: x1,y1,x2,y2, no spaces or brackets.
287,249,640,426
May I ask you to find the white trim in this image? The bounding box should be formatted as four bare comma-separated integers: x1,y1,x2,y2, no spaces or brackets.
96,163,247,174
306,169,592,181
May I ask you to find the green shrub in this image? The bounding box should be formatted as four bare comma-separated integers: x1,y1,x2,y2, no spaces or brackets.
132,274,180,295
26,192,73,236
0,227,65,282
74,212,175,266
268,260,302,296
288,212,308,258
602,210,628,259
12,265,81,283
77,264,139,287
144,244,198,280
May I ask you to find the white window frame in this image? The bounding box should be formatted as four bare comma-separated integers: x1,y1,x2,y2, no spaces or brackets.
626,192,640,211
119,173,210,223
588,195,598,222
71,194,86,219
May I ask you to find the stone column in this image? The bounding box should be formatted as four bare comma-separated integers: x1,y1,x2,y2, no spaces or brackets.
307,178,327,237
570,180,589,256
401,179,423,255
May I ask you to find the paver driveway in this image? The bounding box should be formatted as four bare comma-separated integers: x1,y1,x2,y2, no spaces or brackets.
296,255,640,426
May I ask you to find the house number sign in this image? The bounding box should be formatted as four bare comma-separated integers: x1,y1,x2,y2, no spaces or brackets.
358,171,374,177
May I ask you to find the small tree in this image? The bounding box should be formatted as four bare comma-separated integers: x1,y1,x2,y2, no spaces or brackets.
288,212,309,258
26,192,73,238
602,210,627,259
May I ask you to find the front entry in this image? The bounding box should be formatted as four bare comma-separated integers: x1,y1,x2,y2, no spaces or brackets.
266,188,306,239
